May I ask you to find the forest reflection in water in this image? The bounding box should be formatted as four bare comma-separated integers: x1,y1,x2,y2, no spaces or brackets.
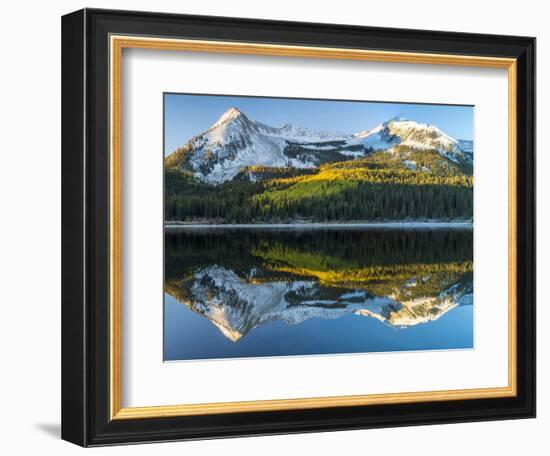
164,227,473,361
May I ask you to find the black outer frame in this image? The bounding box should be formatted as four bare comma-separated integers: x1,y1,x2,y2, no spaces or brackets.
61,8,536,447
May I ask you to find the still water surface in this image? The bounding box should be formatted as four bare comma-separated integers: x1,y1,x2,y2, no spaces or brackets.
164,227,473,361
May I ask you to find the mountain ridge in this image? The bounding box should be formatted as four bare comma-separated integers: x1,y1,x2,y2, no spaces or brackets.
164,107,474,223
165,263,473,341
165,108,473,184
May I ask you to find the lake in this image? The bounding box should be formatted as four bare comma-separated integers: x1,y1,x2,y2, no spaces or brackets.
164,226,473,361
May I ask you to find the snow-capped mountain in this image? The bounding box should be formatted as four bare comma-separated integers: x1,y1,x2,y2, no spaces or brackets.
352,117,472,165
166,107,351,183
165,108,473,184
165,265,473,341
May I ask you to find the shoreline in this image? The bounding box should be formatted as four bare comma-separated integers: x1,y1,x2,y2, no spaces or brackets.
165,221,473,229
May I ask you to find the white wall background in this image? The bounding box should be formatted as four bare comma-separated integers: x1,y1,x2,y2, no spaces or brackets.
0,0,545,454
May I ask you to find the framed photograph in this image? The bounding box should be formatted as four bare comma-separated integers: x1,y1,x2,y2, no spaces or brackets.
61,8,536,446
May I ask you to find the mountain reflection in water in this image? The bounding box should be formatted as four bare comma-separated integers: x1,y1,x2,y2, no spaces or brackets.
164,227,473,360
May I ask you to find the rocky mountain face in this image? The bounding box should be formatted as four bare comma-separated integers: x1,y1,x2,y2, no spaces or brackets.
165,108,473,184
165,264,473,342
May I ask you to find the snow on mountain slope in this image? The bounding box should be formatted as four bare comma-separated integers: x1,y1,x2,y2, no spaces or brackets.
175,108,355,183
166,265,472,341
353,122,400,150
166,108,473,184
353,117,472,165
276,123,350,143
184,108,287,183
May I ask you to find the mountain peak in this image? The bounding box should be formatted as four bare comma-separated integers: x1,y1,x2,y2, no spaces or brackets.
212,107,246,127
166,107,472,184
385,116,410,125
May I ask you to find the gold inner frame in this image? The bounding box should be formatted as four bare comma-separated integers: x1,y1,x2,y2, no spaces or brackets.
109,35,518,420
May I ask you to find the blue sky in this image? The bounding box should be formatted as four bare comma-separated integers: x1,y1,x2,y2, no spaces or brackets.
164,93,473,155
